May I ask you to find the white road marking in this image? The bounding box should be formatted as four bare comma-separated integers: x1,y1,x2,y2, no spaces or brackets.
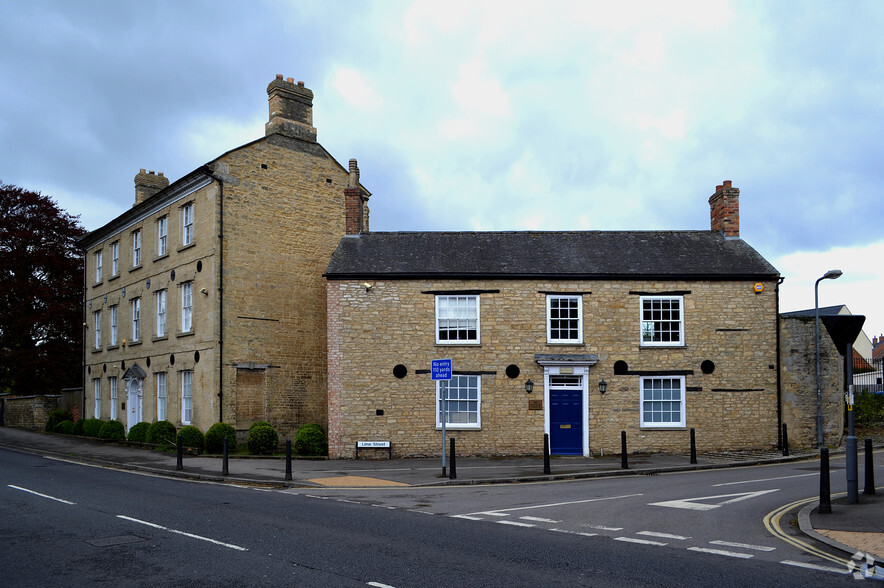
550,528,598,537
8,485,75,505
713,473,817,487
450,514,484,520
117,515,248,551
709,540,775,552
637,531,690,540
781,560,850,574
476,512,510,517
614,537,667,546
688,547,753,559
459,493,642,518
582,524,623,531
520,516,561,523
367,582,398,588
496,520,536,528
649,489,780,511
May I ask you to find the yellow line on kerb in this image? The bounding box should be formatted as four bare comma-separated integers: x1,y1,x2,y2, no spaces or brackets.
763,495,849,566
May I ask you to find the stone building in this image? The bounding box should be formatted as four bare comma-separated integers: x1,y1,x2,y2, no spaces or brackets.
78,76,370,439
325,182,783,458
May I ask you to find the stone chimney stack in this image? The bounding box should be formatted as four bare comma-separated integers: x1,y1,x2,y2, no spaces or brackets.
134,169,169,206
709,180,740,237
344,159,364,235
265,74,317,142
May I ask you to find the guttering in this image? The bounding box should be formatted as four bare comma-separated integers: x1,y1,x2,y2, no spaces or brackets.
324,272,782,282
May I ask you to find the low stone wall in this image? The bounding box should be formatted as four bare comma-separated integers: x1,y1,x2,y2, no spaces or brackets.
0,395,60,431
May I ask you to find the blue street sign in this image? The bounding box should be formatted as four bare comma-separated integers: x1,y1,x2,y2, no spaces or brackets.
431,359,452,381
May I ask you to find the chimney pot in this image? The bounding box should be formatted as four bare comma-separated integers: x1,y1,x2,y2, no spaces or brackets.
287,77,294,83
276,74,283,80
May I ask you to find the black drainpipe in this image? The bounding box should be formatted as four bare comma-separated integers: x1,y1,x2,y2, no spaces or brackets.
775,276,785,448
210,172,225,423
81,244,87,418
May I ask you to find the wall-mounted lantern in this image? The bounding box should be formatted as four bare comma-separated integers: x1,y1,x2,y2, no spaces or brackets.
598,379,607,394
525,379,534,394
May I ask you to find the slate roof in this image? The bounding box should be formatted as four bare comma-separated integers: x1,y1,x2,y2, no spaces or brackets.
325,231,779,280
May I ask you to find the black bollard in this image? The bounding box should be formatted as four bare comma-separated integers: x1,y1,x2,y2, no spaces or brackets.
782,423,790,457
865,438,876,495
543,433,551,475
176,434,183,471
449,437,457,480
819,447,832,514
285,439,292,482
222,437,229,476
690,428,697,464
621,430,628,470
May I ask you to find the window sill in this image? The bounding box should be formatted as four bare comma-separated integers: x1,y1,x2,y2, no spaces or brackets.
640,343,686,349
546,341,585,346
128,340,142,347
91,347,103,354
107,274,119,282
152,335,168,343
639,426,687,431
435,426,481,431
177,242,196,253
154,253,169,263
106,344,119,351
435,342,481,346
129,264,143,273
176,330,194,338
92,281,103,288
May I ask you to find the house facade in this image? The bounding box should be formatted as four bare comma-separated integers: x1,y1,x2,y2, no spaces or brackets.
78,76,369,439
326,182,783,458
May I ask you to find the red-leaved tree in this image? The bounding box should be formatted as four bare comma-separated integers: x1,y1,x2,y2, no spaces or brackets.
0,183,86,395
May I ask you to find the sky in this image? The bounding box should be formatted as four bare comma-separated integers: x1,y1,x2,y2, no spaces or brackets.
1,0,882,342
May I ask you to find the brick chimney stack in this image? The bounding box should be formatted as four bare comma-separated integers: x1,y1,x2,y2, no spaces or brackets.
134,169,169,206
709,180,740,237
344,159,364,235
265,74,317,142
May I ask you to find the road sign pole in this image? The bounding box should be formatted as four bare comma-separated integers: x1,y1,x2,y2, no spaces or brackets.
441,386,447,477
431,359,453,477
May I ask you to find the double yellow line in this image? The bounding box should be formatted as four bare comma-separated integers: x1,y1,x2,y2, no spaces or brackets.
763,494,849,566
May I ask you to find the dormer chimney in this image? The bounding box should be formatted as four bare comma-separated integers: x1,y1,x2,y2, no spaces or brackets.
134,169,169,206
344,159,364,235
265,74,317,142
709,180,740,237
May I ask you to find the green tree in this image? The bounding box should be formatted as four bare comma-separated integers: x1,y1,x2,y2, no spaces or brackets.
0,183,85,395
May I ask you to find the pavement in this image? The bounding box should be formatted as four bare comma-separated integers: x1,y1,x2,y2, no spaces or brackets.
0,426,881,567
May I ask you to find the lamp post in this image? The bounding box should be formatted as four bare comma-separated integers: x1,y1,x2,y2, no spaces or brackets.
815,269,842,448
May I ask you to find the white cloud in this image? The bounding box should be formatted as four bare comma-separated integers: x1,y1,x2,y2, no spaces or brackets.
329,67,384,111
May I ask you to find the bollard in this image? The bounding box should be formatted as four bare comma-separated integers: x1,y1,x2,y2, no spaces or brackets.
865,438,876,495
819,447,832,514
782,423,790,457
543,433,551,475
176,434,183,471
222,437,229,476
690,428,697,465
449,437,457,480
621,430,628,470
285,439,292,481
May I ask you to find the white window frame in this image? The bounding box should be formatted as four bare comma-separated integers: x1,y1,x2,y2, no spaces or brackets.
156,372,167,421
132,229,142,267
436,375,481,429
111,241,119,276
435,295,480,344
181,370,193,424
640,296,684,347
109,377,118,420
640,376,686,428
547,294,583,344
182,202,194,246
94,250,102,283
131,297,141,342
109,305,118,346
93,379,101,419
156,289,166,338
93,310,101,349
181,282,193,332
157,216,168,256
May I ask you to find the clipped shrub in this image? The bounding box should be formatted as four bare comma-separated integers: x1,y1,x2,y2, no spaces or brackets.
294,423,328,456
45,409,72,433
205,423,238,453
247,424,279,455
855,391,884,427
72,419,85,436
249,420,272,433
98,420,126,441
83,418,104,438
127,422,151,443
178,425,205,450
147,420,177,446
54,420,75,435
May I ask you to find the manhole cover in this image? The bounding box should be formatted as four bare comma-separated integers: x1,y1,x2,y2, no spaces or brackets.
84,535,146,547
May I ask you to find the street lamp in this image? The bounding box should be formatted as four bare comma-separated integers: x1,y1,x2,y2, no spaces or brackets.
815,269,843,447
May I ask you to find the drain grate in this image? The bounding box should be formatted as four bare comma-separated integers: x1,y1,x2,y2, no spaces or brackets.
84,535,146,547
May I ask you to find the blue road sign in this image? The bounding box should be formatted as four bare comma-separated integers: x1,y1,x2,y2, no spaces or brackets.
431,359,452,381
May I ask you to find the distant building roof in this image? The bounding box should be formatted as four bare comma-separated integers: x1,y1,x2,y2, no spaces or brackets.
780,305,851,319
326,231,779,280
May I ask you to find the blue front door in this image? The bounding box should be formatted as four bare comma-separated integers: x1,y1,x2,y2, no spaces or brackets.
549,375,583,455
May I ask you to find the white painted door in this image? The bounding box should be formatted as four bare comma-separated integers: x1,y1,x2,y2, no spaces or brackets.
126,377,143,430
